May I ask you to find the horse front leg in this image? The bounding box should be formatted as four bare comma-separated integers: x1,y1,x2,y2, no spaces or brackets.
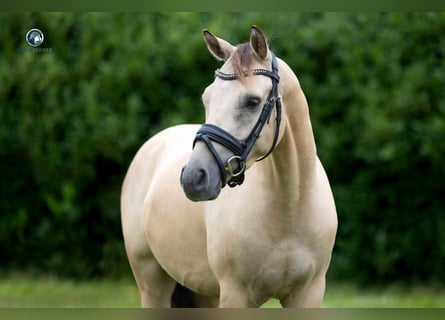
280,275,326,308
131,253,177,308
218,280,258,308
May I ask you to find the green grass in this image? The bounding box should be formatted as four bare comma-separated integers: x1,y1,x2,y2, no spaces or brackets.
0,275,140,308
1,275,444,308
322,282,445,308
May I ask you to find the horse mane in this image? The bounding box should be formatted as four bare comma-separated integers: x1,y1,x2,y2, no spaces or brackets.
232,43,253,82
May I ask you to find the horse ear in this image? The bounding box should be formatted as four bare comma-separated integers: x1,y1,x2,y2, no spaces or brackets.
203,29,235,61
250,25,269,60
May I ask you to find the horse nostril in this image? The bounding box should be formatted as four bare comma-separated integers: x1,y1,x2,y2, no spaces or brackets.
181,166,209,192
194,168,208,189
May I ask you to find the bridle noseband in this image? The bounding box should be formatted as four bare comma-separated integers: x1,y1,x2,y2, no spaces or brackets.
193,53,282,188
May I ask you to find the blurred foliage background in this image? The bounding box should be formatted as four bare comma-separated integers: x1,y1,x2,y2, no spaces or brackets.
0,12,444,284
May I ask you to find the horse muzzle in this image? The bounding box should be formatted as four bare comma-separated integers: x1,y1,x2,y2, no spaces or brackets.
180,155,223,202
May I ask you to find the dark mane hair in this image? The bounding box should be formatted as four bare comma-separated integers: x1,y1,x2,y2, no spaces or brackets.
232,43,253,81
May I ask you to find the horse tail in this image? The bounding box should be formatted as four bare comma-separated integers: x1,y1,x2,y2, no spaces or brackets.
170,283,197,307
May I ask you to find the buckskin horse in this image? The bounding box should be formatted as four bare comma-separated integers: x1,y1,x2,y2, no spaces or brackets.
121,26,337,308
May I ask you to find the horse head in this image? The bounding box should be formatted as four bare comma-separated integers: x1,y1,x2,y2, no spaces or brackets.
180,26,285,201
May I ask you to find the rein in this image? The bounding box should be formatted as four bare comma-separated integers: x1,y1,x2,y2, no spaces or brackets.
193,53,282,188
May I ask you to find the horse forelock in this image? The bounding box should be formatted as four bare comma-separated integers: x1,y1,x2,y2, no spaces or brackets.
232,43,253,82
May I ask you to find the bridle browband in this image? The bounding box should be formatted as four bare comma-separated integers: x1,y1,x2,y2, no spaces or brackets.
193,53,282,188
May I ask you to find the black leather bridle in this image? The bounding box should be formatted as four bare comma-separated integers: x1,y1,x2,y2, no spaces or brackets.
193,53,282,188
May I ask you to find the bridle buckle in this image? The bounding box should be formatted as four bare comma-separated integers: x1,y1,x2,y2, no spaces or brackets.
225,156,246,179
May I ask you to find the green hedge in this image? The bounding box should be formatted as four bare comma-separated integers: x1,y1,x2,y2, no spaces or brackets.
292,13,445,284
1,13,444,283
0,12,218,278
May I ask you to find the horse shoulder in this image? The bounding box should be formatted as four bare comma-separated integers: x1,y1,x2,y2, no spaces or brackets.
137,124,200,173
121,124,198,223
122,125,195,208
122,124,218,295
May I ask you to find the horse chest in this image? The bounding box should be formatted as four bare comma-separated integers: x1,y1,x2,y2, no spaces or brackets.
209,221,315,300
254,241,314,292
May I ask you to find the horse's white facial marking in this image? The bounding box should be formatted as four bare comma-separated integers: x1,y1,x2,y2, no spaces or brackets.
209,79,274,150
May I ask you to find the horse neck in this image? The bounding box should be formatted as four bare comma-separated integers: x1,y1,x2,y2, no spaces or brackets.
266,60,317,192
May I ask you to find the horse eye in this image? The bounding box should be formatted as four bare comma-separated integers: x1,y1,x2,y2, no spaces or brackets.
245,97,261,109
